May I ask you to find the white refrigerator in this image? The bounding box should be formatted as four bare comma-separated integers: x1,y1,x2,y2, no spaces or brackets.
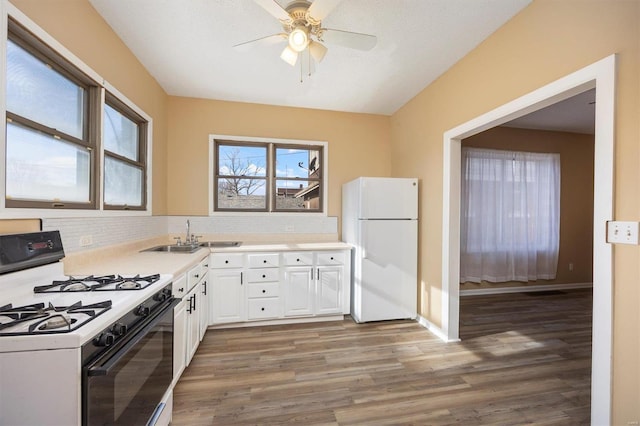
342,177,418,323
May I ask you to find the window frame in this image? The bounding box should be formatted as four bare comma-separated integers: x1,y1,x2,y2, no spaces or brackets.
209,135,328,215
0,5,153,218
102,92,148,211
5,20,100,210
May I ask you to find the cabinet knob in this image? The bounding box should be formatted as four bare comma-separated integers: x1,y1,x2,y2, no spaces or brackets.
330,257,334,260
262,289,266,293
262,274,266,278
296,258,300,262
225,260,229,264
261,307,265,311
194,274,199,278
263,260,267,263
179,287,184,292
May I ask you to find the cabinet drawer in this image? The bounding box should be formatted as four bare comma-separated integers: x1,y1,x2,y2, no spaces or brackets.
317,251,345,266
283,252,313,266
248,298,280,319
248,253,280,268
210,253,244,269
247,282,280,298
188,264,205,288
246,268,279,283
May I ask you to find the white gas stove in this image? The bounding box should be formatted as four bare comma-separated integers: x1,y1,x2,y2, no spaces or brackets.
0,231,176,426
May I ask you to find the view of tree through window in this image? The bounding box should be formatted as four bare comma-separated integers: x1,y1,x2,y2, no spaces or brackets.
214,140,323,212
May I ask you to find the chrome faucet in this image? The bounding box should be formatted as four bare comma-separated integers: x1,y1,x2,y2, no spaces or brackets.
186,219,191,245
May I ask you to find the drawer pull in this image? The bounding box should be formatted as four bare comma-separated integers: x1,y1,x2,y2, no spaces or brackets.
261,307,265,311
225,260,229,264
330,257,334,260
263,260,267,263
179,287,184,292
296,258,300,262
262,289,266,293
194,274,199,278
262,274,266,278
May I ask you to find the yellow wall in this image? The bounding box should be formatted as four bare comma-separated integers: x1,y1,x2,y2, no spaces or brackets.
166,96,391,217
461,126,594,289
390,0,639,421
9,0,170,214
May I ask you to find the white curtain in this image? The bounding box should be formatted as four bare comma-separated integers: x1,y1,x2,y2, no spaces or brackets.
460,147,560,283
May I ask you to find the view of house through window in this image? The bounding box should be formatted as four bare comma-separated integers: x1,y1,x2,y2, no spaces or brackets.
214,140,324,212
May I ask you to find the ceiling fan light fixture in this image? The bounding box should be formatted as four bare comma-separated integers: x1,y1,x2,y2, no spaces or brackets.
288,27,309,52
280,45,298,66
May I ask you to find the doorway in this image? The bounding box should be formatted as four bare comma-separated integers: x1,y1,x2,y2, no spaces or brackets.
441,55,615,424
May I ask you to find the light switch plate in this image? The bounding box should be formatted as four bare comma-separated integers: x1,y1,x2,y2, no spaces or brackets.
606,221,639,245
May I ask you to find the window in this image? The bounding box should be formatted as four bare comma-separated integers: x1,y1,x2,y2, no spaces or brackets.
3,18,150,212
460,147,560,283
213,138,325,213
103,96,147,209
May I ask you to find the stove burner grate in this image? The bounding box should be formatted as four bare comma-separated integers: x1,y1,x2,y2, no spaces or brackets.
33,274,160,293
0,300,112,335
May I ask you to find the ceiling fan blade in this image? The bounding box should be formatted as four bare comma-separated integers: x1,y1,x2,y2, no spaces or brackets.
320,28,377,51
253,0,291,21
309,40,328,63
307,0,342,21
280,45,298,66
233,33,287,52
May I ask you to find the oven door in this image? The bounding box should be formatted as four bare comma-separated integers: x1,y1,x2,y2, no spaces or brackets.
82,298,179,426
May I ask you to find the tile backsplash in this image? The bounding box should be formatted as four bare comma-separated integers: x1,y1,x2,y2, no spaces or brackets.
42,215,338,253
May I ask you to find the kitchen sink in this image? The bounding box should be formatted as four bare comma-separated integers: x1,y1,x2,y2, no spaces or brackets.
199,241,242,248
141,244,201,254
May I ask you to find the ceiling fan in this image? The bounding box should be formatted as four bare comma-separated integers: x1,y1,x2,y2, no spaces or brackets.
234,0,377,77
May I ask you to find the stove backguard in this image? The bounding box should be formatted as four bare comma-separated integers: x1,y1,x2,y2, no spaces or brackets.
0,231,64,275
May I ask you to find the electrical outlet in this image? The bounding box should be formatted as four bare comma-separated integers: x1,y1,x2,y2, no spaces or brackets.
79,235,93,247
606,221,639,245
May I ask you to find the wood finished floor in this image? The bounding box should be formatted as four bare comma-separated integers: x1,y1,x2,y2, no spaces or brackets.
172,289,592,425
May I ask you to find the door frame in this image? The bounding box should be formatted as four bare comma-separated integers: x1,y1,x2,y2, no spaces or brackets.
441,55,615,424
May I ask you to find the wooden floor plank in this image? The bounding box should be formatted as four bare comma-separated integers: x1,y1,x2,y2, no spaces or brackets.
172,289,591,425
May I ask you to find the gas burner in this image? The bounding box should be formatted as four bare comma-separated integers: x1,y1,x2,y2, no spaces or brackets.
37,314,74,330
63,282,91,292
117,280,141,290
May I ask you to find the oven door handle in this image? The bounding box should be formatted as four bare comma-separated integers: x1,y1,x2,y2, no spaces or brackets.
87,298,180,377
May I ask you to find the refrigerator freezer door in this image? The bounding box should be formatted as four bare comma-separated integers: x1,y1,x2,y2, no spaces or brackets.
353,219,417,322
359,178,417,219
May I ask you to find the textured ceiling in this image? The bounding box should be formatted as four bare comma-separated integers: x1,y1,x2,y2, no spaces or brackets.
89,0,531,115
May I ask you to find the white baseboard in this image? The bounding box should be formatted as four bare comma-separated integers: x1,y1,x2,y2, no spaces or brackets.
416,315,460,343
459,282,593,297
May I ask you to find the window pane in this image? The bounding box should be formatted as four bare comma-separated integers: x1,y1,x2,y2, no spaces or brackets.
6,122,90,203
275,179,319,210
275,147,320,179
218,145,266,177
6,40,85,139
217,178,266,210
104,104,139,161
104,157,142,206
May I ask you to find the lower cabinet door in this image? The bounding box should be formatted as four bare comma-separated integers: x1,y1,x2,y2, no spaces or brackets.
283,267,314,316
316,266,342,315
185,287,200,366
210,269,245,323
172,297,187,384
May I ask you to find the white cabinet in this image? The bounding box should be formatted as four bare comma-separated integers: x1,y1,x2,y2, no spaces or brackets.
172,274,187,385
283,268,314,316
246,253,280,320
197,258,209,341
315,252,345,315
184,283,199,365
209,248,351,326
210,253,245,323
